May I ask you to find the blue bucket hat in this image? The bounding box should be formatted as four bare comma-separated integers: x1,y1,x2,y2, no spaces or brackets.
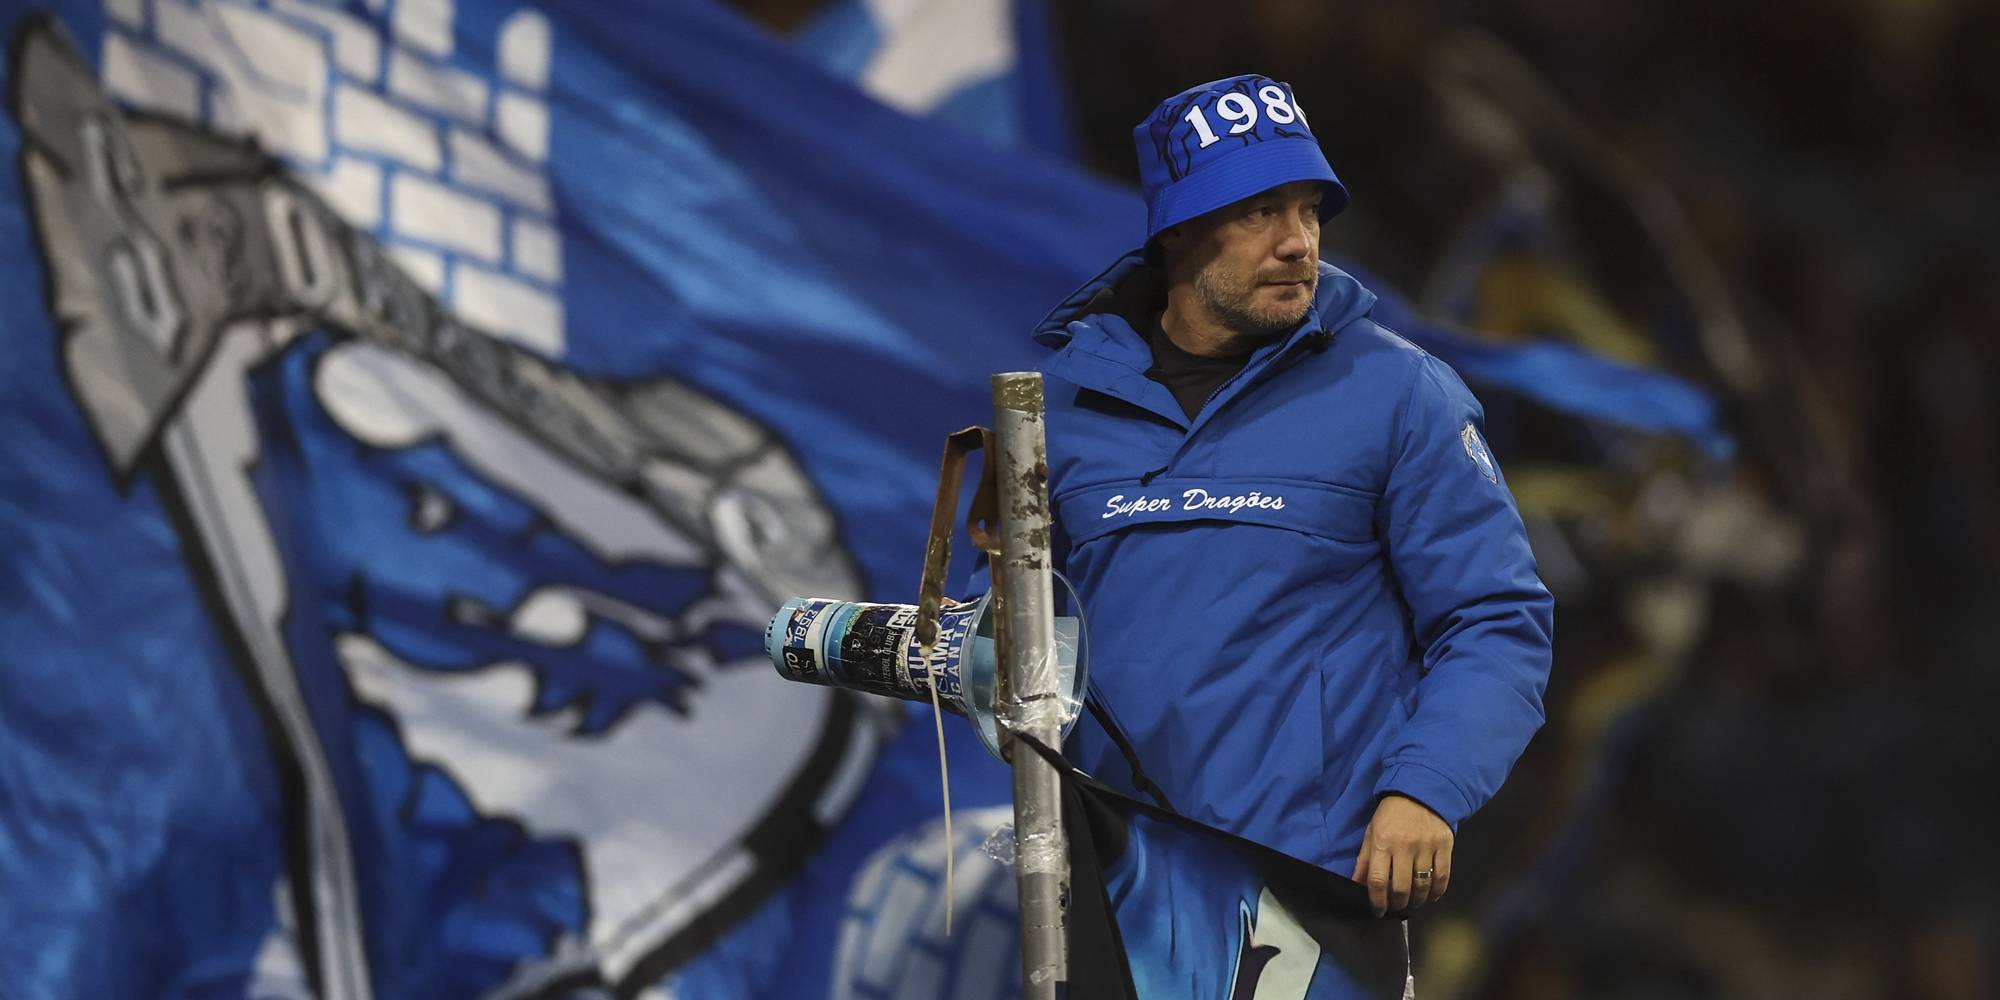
1135,74,1349,242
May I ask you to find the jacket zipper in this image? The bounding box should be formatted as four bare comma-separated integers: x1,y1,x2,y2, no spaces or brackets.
1187,333,1317,432
1163,332,1327,477
1196,376,1234,416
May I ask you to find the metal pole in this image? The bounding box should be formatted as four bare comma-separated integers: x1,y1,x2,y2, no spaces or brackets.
991,372,1068,998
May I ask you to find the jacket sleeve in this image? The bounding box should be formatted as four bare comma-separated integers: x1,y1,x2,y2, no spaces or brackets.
1371,352,1554,828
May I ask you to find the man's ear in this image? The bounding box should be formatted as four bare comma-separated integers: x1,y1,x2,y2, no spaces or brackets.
1156,223,1185,252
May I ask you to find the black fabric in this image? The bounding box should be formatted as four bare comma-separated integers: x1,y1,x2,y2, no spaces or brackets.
1074,262,1251,421
1075,259,1163,332
1145,311,1252,420
1060,776,1140,1000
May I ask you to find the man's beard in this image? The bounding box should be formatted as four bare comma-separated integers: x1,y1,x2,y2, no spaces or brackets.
1193,259,1317,345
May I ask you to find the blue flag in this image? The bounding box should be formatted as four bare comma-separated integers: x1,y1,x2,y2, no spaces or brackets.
791,0,1077,158
0,0,1137,996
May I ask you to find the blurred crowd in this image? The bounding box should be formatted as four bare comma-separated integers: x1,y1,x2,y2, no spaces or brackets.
742,2,2000,995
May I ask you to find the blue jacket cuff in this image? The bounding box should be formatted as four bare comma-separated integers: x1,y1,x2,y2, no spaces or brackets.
1374,760,1474,830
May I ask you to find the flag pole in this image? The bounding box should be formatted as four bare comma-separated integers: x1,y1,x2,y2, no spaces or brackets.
991,372,1069,998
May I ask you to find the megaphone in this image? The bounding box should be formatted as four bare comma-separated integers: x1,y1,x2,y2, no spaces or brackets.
764,577,1089,760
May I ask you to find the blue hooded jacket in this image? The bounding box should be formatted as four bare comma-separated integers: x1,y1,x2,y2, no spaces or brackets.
1018,252,1554,873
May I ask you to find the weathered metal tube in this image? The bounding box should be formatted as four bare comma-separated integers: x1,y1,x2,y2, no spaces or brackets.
991,372,1068,998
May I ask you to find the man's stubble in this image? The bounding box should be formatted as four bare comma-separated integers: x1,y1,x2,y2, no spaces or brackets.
1193,258,1318,349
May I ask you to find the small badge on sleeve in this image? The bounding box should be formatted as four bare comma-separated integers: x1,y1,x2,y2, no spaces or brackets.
1461,421,1498,484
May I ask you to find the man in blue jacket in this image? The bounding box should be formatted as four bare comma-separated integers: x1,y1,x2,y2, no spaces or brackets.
1034,75,1554,918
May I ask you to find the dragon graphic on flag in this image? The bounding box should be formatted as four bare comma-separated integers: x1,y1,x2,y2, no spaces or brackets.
9,14,880,997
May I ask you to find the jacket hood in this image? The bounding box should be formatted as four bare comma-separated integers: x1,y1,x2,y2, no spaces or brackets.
1031,250,1379,352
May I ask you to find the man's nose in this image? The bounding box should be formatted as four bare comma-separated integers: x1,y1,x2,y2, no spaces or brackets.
1274,217,1315,261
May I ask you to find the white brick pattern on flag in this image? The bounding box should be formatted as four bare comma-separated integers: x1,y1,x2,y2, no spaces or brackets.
103,0,565,354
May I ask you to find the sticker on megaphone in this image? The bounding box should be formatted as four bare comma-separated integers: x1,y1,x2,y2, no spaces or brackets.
764,583,1088,760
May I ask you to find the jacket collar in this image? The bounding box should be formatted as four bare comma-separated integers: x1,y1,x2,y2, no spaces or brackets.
1034,252,1379,419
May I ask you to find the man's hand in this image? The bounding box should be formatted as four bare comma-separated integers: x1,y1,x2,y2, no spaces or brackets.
1351,794,1453,916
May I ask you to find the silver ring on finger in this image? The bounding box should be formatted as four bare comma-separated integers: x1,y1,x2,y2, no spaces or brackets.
1413,869,1433,881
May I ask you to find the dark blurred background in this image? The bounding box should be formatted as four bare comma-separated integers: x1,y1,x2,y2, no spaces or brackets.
737,1,2000,996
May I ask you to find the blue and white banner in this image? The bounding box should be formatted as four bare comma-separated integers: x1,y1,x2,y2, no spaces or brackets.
791,0,1076,158
0,1,1136,997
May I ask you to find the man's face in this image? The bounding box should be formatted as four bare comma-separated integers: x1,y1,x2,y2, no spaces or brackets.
1167,180,1325,340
